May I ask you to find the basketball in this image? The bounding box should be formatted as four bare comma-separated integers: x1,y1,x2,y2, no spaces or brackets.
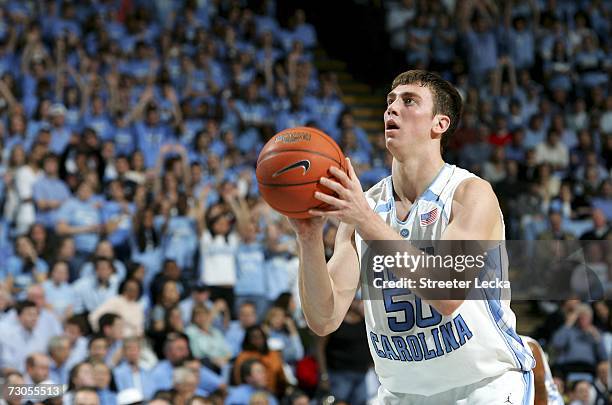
256,127,347,219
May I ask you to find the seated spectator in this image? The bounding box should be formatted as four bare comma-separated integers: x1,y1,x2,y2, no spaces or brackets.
150,259,189,304
233,326,287,397
72,257,120,315
87,334,110,365
89,278,145,338
80,240,128,281
92,361,118,405
481,146,507,184
580,209,610,240
570,243,610,300
172,367,199,405
149,332,224,395
316,299,371,405
73,387,101,405
535,129,569,171
65,362,96,404
225,301,259,358
150,280,182,333
1,371,25,405
537,211,576,241
3,235,48,298
0,300,48,373
149,305,185,359
113,337,156,400
48,335,73,386
263,306,304,364
551,304,607,378
185,303,232,369
24,352,51,385
225,359,279,405
42,260,75,321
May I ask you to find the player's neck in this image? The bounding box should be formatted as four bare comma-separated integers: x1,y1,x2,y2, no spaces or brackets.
391,154,445,203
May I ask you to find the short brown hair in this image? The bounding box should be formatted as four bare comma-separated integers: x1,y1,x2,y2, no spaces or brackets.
391,70,463,149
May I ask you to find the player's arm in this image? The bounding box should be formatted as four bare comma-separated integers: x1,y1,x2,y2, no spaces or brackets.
313,160,501,316
526,340,548,405
292,220,360,336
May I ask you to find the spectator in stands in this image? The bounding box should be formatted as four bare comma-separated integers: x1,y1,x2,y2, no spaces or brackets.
316,299,371,405
263,306,304,364
0,300,47,372
3,234,48,298
225,301,259,358
48,335,72,385
233,325,287,397
42,260,75,321
535,129,570,171
580,209,610,240
72,257,119,315
32,153,70,230
113,337,156,400
171,367,199,405
92,361,118,405
87,334,110,365
65,362,96,403
55,181,103,269
89,278,145,338
73,387,100,405
149,332,224,395
551,304,608,378
24,352,51,384
225,359,279,405
81,240,128,281
185,303,232,369
1,371,25,405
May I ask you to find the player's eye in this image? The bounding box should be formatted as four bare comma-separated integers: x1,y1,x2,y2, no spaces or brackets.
404,98,414,105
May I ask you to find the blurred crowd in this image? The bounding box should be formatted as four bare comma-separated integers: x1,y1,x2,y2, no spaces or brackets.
0,0,608,404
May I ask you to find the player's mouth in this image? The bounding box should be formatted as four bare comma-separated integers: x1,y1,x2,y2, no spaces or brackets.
385,120,400,133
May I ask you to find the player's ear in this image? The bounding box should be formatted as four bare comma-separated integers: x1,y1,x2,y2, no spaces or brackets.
432,114,451,136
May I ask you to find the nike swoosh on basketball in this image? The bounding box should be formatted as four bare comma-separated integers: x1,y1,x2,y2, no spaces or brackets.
272,160,311,177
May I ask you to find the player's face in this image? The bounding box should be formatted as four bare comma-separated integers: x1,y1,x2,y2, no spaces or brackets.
384,84,437,156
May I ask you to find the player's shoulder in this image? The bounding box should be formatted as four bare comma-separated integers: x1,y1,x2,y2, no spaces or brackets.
452,169,497,206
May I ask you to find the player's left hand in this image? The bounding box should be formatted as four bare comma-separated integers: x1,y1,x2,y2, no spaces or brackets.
310,157,373,227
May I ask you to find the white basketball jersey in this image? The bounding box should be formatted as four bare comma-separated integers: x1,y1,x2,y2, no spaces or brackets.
356,164,535,395
521,335,565,405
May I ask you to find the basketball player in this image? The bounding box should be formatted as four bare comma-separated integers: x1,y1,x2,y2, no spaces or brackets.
521,335,564,405
287,70,535,404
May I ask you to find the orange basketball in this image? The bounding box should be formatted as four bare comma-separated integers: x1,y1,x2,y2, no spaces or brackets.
256,127,347,219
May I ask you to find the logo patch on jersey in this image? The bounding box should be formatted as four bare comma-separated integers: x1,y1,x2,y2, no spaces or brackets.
400,228,409,238
272,160,311,177
420,208,438,226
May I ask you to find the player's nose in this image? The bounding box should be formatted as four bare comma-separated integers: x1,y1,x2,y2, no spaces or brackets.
386,100,399,117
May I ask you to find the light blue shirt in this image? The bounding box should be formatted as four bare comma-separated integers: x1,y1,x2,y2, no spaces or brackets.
224,321,246,358
42,279,76,317
32,176,71,227
0,321,51,372
149,360,223,395
225,385,278,405
72,276,119,314
113,361,156,400
235,242,266,296
56,198,102,254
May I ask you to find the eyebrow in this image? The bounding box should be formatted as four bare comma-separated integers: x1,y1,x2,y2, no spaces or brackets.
386,91,423,102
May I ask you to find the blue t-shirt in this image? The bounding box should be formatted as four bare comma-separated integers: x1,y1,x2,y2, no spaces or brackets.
56,198,101,253
134,122,170,168
235,242,266,296
32,176,71,228
101,200,135,247
163,215,198,270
